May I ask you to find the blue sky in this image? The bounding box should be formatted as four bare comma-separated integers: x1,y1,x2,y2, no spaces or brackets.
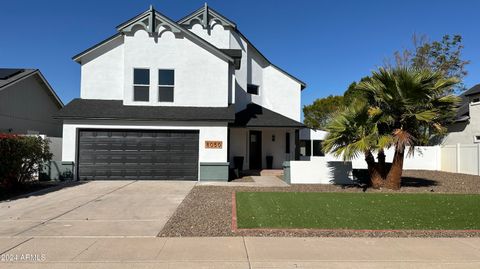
1,0,479,112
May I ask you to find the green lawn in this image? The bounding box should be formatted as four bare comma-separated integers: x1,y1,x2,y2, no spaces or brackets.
236,192,480,230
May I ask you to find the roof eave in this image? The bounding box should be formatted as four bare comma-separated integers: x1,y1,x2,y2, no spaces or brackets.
72,33,123,63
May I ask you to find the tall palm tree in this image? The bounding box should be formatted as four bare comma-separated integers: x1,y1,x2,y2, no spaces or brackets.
356,67,459,189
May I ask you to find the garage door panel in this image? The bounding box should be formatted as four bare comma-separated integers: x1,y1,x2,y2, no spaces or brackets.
78,129,199,180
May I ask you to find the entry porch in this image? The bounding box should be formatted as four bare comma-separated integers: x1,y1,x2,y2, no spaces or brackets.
228,103,305,172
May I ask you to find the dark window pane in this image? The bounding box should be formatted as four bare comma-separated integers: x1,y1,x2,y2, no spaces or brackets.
159,70,174,85
159,86,174,102
300,140,311,156
313,140,324,156
285,133,290,154
134,86,149,101
134,69,149,85
247,84,259,95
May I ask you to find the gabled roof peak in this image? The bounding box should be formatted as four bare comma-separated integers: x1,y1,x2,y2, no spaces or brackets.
73,6,234,63
178,4,236,29
116,7,181,35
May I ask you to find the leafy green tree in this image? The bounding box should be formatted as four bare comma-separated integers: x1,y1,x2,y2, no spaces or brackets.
0,135,52,189
303,95,344,130
324,67,460,189
390,34,469,93
343,77,371,104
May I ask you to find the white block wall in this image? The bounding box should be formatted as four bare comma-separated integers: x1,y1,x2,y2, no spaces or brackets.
351,146,441,171
290,154,354,184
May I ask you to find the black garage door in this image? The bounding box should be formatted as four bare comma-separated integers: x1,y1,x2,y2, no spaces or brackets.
77,129,199,180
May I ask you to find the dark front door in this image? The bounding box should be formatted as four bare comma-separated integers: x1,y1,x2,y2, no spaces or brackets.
249,130,262,170
77,129,199,180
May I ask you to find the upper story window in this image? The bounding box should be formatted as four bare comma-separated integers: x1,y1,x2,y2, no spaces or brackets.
159,69,174,102
133,68,150,102
247,84,259,95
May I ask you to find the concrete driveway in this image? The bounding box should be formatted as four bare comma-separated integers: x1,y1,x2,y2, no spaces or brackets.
0,181,195,237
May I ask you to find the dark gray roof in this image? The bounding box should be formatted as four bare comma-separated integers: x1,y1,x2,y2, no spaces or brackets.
0,68,37,89
464,84,480,96
55,99,235,122
454,102,470,122
232,103,304,128
452,84,480,122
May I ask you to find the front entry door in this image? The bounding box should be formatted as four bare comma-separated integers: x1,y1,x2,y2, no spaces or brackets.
249,130,262,170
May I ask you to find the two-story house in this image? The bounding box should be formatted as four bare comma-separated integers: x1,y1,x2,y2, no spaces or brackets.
56,5,306,181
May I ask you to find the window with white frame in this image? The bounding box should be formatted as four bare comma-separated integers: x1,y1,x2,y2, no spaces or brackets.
133,68,150,102
158,69,174,102
474,135,480,143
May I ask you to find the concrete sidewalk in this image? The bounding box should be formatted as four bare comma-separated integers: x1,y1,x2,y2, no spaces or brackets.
0,237,479,268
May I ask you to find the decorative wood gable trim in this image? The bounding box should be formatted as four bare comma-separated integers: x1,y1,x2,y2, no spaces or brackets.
74,6,234,63
178,3,237,30
117,6,182,36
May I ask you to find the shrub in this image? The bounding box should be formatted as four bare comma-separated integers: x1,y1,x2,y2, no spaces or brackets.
0,134,52,189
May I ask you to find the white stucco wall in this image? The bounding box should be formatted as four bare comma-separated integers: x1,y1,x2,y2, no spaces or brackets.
261,65,302,121
62,120,228,173
229,127,295,169
80,36,125,100
122,28,230,107
290,155,354,184
79,28,231,107
228,30,303,121
187,22,230,49
443,102,480,145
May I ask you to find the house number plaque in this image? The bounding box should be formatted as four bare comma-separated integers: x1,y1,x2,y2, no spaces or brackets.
205,141,223,149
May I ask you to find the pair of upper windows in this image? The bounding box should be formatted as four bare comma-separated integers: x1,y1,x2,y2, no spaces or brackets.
133,69,174,102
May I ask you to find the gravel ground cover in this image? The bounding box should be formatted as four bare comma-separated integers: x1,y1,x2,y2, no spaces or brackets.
159,170,480,237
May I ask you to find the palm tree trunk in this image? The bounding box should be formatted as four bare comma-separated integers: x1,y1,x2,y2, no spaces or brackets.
377,150,387,178
385,146,404,190
365,151,384,189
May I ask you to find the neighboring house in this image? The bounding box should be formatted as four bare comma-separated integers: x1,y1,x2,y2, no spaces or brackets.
443,84,480,145
0,68,63,137
56,5,306,181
